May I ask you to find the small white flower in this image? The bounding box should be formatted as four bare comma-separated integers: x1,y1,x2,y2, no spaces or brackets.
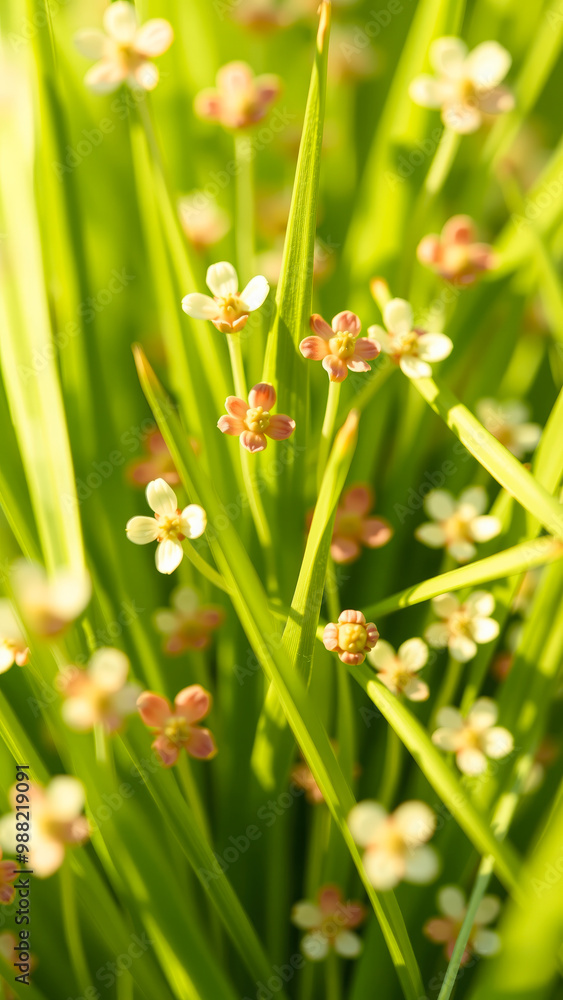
126,478,206,575
425,591,499,662
475,398,542,459
181,262,269,334
432,698,513,775
415,487,501,563
368,638,429,701
11,561,91,637
74,1,174,94
424,885,501,962
409,37,514,134
60,648,142,733
0,600,28,673
291,885,365,962
0,777,90,878
348,800,439,890
368,298,452,379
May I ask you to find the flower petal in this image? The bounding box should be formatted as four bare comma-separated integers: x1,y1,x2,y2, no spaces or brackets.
404,845,439,884
403,677,430,701
435,706,464,730
368,639,396,669
131,61,159,91
291,902,322,929
354,337,380,360
400,355,432,379
126,515,159,545
331,537,361,564
424,917,455,944
137,691,171,727
103,1,138,43
61,697,97,732
207,261,238,297
415,523,447,548
398,638,428,672
175,684,211,723
464,590,495,617
342,484,373,515
89,647,129,692
424,622,451,649
482,726,513,759
172,587,199,616
394,801,435,845
332,311,361,335
469,515,502,543
479,85,515,114
466,41,511,89
248,382,276,410
218,415,245,436
84,60,127,94
155,539,183,574
301,932,330,961
472,928,501,956
361,517,393,548
416,333,453,362
348,801,387,847
447,539,477,563
438,886,467,920
470,616,499,644
363,848,404,890
146,478,178,516
442,101,482,134
457,747,488,775
458,486,488,515
474,895,501,925
430,36,468,76
181,293,220,320
46,776,85,821
449,634,477,662
367,325,391,352
409,74,445,108
384,298,413,336
347,358,371,373
468,696,498,730
180,504,207,539
240,275,269,311
74,29,107,59
240,431,267,453
225,396,248,419
134,18,174,57
310,314,333,340
432,594,462,618
186,727,217,759
266,415,295,440
153,734,179,767
334,930,362,958
300,336,329,360
322,355,348,382
423,489,456,521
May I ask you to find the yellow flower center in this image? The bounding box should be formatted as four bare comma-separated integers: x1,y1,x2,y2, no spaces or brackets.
449,609,472,635
217,293,246,320
155,510,185,542
393,329,419,355
458,77,478,104
245,406,271,434
443,513,472,544
338,623,367,653
163,716,191,744
328,331,357,359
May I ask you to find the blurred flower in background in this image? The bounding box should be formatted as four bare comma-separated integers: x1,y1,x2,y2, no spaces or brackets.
178,193,231,251
432,698,513,774
75,1,173,94
348,800,439,889
417,215,496,285
475,398,542,458
137,685,217,765
368,637,430,701
425,591,500,662
126,430,180,487
424,885,501,963
194,62,281,130
324,484,392,564
415,487,501,563
0,848,17,905
0,777,90,878
59,648,141,733
11,562,91,638
291,885,366,960
154,587,225,654
0,600,28,673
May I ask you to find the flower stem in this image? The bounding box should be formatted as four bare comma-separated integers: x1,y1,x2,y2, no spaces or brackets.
378,724,403,809
60,858,93,997
227,332,248,400
234,133,255,280
430,655,464,728
325,951,342,1000
317,381,341,493
182,540,230,593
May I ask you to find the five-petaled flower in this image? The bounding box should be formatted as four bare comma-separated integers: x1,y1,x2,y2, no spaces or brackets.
137,685,217,766
409,37,514,134
182,262,269,333
154,587,225,654
59,648,141,734
432,698,513,775
348,800,439,890
368,638,430,701
0,848,17,905
126,478,207,575
194,61,281,129
0,600,28,675
417,216,496,285
425,591,500,663
11,561,91,638
300,311,380,383
218,383,295,453
415,487,501,563
424,885,501,963
74,1,173,94
0,778,90,878
323,610,379,665
368,298,452,379
291,885,366,961
475,398,542,459
327,484,393,563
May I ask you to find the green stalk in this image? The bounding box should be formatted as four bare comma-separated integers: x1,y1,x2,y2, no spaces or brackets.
59,858,93,997
234,134,255,280
317,382,342,493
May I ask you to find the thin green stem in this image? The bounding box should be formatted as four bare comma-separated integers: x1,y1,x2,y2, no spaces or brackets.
182,540,230,593
378,725,403,809
227,332,248,400
317,382,341,492
430,656,464,728
325,950,342,1000
234,133,255,280
60,858,93,996
176,754,210,840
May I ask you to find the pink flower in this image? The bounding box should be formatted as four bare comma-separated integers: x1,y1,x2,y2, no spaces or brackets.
323,610,379,666
291,885,366,961
0,848,17,905
137,685,217,767
417,216,496,285
74,1,173,94
182,262,269,334
300,312,380,382
218,383,295,453
0,778,90,878
154,587,225,654
424,886,501,963
194,61,281,130
330,484,393,563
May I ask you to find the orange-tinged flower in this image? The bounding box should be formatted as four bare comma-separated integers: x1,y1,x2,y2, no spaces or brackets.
74,1,173,94
59,648,141,734
0,601,28,675
417,216,496,285
424,886,501,963
194,61,281,130
137,685,217,767
300,311,380,382
323,610,378,666
329,484,392,563
218,383,295,453
349,800,438,890
154,587,225,654
291,885,366,961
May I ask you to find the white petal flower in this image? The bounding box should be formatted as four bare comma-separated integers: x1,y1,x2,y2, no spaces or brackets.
432,698,512,774
438,885,466,919
334,930,362,958
416,487,500,563
126,478,206,575
374,297,452,378
425,590,498,662
76,2,173,93
207,261,238,297
368,637,429,701
181,293,220,319
349,800,438,890
301,933,330,961
11,561,91,637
